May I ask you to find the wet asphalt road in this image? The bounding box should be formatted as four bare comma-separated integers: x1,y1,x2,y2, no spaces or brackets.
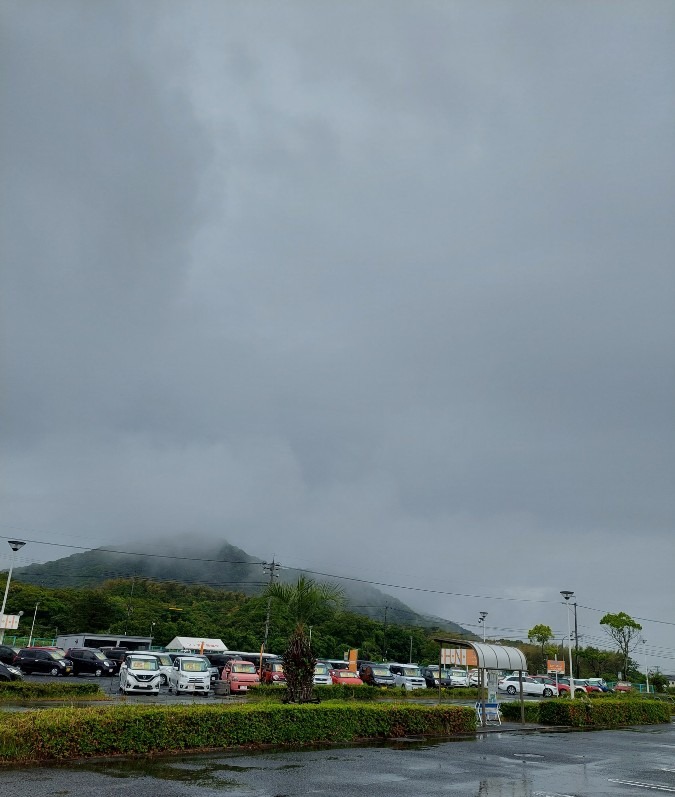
1,722,674,796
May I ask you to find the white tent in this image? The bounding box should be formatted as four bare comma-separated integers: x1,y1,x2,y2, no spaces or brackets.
164,636,228,653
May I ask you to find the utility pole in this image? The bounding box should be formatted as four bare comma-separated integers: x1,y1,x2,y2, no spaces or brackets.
382,606,388,661
573,601,579,679
262,559,280,652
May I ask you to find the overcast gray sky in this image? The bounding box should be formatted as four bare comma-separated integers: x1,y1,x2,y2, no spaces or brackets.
2,1,674,672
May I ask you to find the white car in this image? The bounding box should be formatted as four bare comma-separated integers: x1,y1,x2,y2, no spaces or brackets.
498,675,558,697
168,655,211,696
313,661,333,686
144,652,173,685
388,663,427,690
119,653,161,695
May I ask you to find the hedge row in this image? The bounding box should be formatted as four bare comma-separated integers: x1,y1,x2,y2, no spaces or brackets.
248,684,377,701
0,682,105,701
0,703,476,763
500,698,671,727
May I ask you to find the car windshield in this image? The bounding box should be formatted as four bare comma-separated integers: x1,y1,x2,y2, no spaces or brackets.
372,667,391,676
181,660,208,672
271,663,284,672
154,654,172,665
232,663,256,673
129,658,158,670
314,665,329,674
338,671,359,678
402,667,421,677
450,670,465,678
49,652,66,660
92,651,108,661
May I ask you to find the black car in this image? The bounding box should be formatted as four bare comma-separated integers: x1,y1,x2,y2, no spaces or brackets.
0,660,23,681
358,662,396,688
98,647,128,673
0,644,20,666
14,648,73,676
65,648,116,677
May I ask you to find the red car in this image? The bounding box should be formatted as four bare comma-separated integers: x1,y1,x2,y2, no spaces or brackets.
614,681,632,692
260,660,286,685
532,676,570,695
330,669,364,686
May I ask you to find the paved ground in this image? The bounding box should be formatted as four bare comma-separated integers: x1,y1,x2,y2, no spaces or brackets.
1,722,673,796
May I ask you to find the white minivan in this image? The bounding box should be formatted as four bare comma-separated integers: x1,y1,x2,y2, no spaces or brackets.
168,655,211,696
388,663,427,690
119,653,161,695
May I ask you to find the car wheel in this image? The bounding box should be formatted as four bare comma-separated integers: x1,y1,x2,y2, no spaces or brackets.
50,667,60,677
543,688,553,697
506,685,517,695
160,674,168,685
94,668,102,677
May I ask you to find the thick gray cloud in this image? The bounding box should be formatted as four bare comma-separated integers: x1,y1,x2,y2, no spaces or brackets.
2,1,673,669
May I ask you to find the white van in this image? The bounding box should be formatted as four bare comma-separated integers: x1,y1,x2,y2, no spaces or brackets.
168,655,211,696
145,651,173,685
388,663,427,690
119,653,161,695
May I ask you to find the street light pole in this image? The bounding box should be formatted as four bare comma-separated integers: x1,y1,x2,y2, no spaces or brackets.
0,540,26,645
28,602,40,647
561,591,575,700
642,639,650,694
479,611,488,643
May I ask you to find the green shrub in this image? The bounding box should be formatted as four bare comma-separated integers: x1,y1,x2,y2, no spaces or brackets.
248,684,377,701
0,702,476,763
498,702,540,723
539,698,671,727
0,682,105,701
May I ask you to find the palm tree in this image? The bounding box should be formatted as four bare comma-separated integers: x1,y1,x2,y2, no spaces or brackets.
265,576,344,702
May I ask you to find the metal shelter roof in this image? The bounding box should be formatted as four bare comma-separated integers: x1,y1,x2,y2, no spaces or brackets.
434,638,527,671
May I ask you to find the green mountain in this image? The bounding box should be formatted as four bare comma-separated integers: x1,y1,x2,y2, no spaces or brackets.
13,538,468,635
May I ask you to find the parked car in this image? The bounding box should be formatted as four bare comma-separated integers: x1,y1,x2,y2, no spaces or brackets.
555,678,588,696
388,663,427,691
421,666,453,688
585,678,610,692
168,655,211,696
498,675,558,697
168,653,219,682
220,659,260,693
0,660,23,681
260,659,286,685
119,653,161,695
614,681,632,692
205,653,233,677
14,648,73,676
532,675,570,695
142,652,174,685
65,648,116,677
313,661,333,687
330,669,364,686
0,645,20,665
99,648,128,673
359,662,396,688
575,679,603,693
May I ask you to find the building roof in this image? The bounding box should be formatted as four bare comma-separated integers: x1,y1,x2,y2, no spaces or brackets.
164,636,228,652
434,638,527,671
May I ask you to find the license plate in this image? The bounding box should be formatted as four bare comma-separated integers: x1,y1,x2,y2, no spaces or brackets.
240,685,248,691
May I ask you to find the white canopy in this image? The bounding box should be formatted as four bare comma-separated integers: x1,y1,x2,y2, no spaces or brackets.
434,638,527,671
164,636,228,653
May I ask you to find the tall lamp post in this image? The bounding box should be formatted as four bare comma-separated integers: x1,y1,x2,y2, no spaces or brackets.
560,590,576,700
642,639,650,694
0,540,27,645
28,602,40,648
478,611,488,642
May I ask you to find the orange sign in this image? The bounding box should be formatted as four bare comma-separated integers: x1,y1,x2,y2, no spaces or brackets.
547,660,565,674
348,649,358,672
441,648,478,667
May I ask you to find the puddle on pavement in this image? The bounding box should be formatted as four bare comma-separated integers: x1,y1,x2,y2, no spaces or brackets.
75,757,262,790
